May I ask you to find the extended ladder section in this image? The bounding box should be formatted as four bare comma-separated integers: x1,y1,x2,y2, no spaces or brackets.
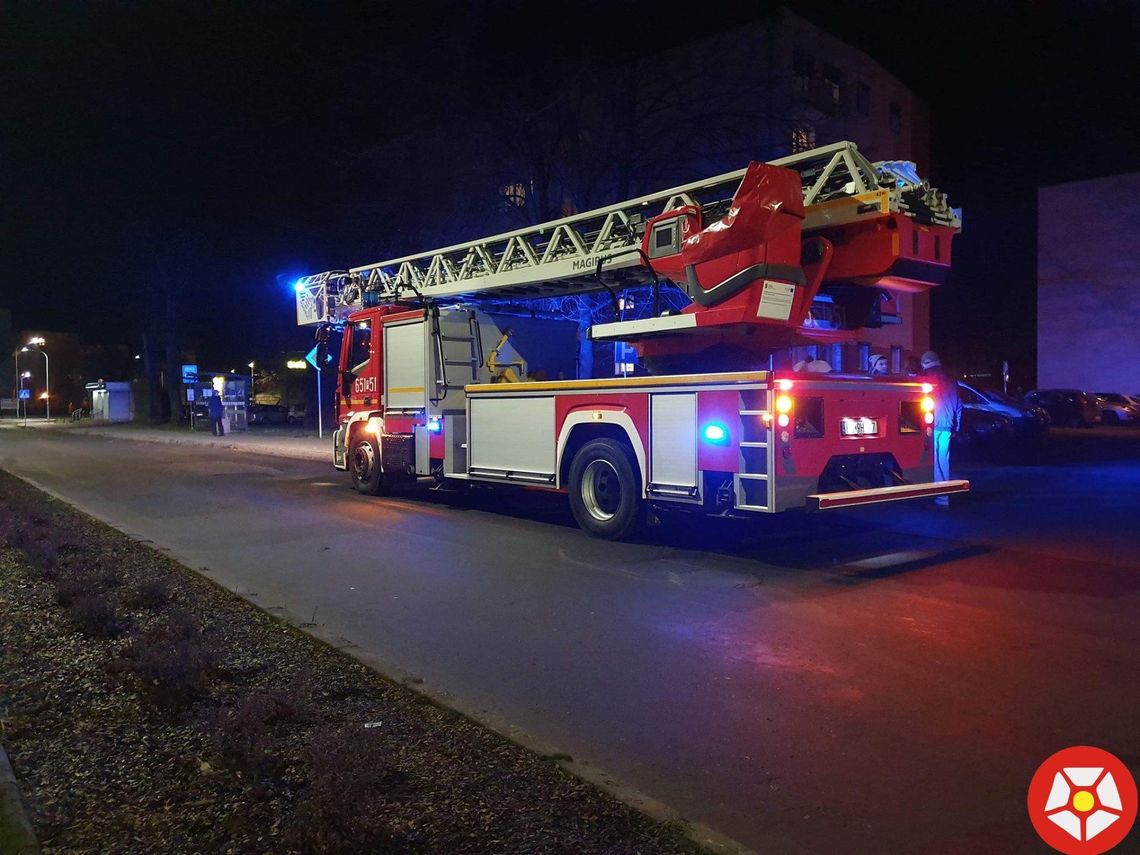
295,140,961,327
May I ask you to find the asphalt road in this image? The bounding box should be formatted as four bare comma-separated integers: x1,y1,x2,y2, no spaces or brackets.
2,424,1138,854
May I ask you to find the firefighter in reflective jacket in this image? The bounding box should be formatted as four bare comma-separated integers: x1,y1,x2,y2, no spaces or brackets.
921,350,962,507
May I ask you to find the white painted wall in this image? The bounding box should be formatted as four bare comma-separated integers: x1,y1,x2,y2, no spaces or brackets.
1038,173,1140,393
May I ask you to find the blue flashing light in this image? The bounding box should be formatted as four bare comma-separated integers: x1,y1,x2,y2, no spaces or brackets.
294,279,306,293
428,418,442,434
702,422,728,444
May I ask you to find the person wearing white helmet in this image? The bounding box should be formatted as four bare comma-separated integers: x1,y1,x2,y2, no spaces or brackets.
868,353,888,376
920,350,962,508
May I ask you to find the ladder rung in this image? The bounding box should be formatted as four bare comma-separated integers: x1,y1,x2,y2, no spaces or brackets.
739,409,769,416
738,473,768,481
735,503,769,511
739,441,767,448
439,335,476,343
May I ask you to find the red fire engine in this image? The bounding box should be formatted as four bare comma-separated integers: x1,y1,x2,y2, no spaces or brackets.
295,141,968,539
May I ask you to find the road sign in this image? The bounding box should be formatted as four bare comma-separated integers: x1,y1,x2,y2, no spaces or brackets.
182,363,199,384
18,388,31,400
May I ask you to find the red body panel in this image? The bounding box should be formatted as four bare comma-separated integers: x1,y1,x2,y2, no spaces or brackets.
773,380,930,478
696,390,740,472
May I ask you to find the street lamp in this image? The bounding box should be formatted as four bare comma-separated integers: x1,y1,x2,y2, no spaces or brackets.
22,337,50,420
248,361,255,401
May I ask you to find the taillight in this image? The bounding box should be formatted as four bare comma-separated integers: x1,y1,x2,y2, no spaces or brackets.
775,394,792,428
921,396,935,425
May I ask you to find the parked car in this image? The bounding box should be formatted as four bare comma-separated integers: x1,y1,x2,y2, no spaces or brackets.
248,403,288,425
955,382,1049,449
286,403,306,424
1023,389,1101,428
1093,392,1138,424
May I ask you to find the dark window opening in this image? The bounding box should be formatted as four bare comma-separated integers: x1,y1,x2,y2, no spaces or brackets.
899,400,922,433
889,102,902,134
795,396,825,438
792,47,814,95
856,81,870,115
823,64,842,105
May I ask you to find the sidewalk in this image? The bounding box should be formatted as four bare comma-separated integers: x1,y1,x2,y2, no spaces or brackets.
0,419,331,463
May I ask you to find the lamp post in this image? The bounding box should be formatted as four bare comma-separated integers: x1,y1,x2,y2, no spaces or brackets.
20,371,31,425
248,361,255,402
22,337,50,420
12,347,18,419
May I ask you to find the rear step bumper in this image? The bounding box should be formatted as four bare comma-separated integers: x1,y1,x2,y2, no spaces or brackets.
806,480,970,511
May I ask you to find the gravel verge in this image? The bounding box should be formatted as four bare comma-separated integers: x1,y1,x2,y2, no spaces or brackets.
0,469,709,854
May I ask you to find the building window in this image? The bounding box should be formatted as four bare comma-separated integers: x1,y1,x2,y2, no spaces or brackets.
792,126,816,153
792,46,814,96
823,64,842,106
856,81,870,115
889,102,902,134
500,182,527,207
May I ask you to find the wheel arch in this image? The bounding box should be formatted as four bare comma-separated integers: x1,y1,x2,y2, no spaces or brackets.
556,412,646,496
344,410,384,448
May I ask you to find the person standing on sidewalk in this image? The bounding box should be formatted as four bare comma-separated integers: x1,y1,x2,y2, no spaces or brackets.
207,391,225,436
921,350,962,508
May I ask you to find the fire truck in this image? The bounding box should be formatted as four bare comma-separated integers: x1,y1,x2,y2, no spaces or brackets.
295,141,968,539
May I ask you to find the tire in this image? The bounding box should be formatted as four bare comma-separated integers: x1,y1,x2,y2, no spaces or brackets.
567,438,643,540
349,435,389,495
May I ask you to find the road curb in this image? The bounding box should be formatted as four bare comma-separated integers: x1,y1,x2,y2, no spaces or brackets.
37,423,330,463
0,744,40,855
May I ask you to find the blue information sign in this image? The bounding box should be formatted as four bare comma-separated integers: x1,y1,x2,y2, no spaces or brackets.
18,388,31,400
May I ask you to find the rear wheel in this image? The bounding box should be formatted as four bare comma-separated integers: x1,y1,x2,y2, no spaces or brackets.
350,435,390,495
567,438,643,540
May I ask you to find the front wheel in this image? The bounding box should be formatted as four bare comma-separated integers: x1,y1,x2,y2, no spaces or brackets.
350,435,390,495
567,438,643,540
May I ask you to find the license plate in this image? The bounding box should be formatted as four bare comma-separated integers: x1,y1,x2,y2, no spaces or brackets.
841,417,878,436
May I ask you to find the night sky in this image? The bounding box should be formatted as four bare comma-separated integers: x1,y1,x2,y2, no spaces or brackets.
3,0,1137,383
